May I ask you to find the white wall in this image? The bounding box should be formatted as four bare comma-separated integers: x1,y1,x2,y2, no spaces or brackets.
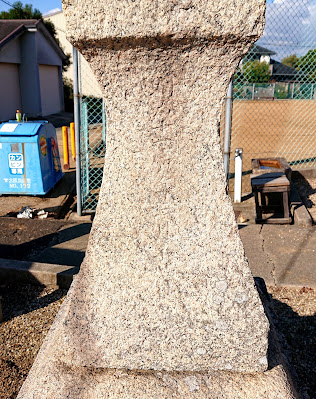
260,55,271,64
45,11,103,97
39,64,62,115
0,63,22,122
45,11,73,80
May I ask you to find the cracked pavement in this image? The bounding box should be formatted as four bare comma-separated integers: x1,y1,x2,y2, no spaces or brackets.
239,224,316,288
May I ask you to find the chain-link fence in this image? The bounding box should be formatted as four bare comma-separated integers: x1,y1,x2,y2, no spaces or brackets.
77,0,316,211
221,0,316,194
78,53,106,212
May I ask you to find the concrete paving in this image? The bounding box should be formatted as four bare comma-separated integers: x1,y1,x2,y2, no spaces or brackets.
0,258,77,288
0,219,315,289
240,224,316,288
27,222,92,267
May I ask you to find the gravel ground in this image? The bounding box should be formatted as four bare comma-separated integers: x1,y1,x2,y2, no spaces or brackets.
292,173,316,223
0,283,315,398
0,284,67,399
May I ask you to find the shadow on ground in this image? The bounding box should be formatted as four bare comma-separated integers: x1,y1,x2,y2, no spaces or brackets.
292,171,316,224
0,219,91,266
268,291,316,398
0,283,66,323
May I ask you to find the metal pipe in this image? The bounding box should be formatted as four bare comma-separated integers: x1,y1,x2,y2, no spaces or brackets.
223,80,233,182
234,148,243,203
73,47,82,216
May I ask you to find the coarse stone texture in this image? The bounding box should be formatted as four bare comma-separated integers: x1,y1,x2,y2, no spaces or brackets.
54,0,269,374
17,282,298,398
18,362,297,399
18,1,299,398
52,42,273,373
27,0,268,371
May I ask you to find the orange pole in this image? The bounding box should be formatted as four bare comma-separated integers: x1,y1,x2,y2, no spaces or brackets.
70,122,76,161
62,126,69,170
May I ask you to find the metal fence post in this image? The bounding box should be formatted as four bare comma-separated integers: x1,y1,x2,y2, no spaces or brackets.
223,80,233,182
73,47,82,216
102,99,106,145
234,148,243,203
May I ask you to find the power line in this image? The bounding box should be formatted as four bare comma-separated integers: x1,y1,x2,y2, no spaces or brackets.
0,0,32,17
0,0,20,11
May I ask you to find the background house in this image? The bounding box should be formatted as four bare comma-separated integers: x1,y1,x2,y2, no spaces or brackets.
0,19,67,122
243,44,276,65
269,59,299,82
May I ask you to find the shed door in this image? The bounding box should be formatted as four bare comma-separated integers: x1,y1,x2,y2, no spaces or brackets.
0,63,22,122
39,65,62,116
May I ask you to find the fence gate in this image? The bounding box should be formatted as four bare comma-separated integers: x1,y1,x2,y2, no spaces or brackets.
77,53,106,213
221,0,316,193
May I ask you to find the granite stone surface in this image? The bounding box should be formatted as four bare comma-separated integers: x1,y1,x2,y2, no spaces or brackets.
18,286,298,398
53,42,271,373
56,0,269,373
18,362,297,399
18,0,298,397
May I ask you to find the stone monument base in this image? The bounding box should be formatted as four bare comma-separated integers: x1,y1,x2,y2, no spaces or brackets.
17,350,298,399
18,285,299,399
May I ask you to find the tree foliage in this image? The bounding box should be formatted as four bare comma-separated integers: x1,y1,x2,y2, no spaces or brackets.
0,1,41,19
242,60,271,83
0,1,70,72
281,54,299,69
297,49,316,82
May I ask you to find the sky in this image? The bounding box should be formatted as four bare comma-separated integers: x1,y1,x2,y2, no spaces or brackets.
0,0,62,16
258,0,316,59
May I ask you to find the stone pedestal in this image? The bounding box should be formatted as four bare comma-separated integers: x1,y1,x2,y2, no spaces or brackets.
18,1,299,398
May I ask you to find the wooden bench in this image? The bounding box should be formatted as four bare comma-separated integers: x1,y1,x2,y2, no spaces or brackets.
251,173,291,224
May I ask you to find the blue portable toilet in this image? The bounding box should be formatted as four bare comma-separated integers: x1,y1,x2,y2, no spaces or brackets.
0,120,63,195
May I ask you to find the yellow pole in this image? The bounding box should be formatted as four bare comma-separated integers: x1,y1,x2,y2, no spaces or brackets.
70,122,76,161
62,126,70,170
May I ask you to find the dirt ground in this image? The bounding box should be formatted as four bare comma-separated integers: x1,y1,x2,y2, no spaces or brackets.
0,218,66,261
0,283,315,399
0,284,67,399
228,99,316,172
221,99,316,194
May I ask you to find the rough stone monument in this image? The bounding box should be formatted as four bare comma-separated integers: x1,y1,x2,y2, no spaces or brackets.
18,1,298,397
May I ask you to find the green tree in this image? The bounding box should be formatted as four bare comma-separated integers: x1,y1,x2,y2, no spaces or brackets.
281,54,299,69
0,1,41,19
0,2,70,72
297,49,316,82
242,60,271,83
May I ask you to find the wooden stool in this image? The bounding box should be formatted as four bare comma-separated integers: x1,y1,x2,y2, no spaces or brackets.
251,158,292,181
251,174,291,224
